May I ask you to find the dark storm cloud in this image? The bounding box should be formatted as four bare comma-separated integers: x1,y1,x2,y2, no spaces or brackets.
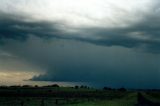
0,12,67,42
29,40,160,88
1,1,160,88
76,8,160,53
1,8,160,53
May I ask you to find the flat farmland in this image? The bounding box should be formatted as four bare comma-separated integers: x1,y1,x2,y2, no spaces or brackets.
0,87,159,106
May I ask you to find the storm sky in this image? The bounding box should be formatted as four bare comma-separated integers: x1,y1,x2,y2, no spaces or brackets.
0,0,160,88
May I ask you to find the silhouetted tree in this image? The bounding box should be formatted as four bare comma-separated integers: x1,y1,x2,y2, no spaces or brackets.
22,85,32,88
75,85,79,89
118,87,127,92
80,85,88,89
103,87,112,90
35,85,38,87
51,84,59,87
44,84,60,88
80,85,84,88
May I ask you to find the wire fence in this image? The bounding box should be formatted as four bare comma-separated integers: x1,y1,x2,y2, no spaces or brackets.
0,97,92,106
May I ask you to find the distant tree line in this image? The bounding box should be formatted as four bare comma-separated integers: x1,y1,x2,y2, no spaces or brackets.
103,87,127,92
1,84,159,92
74,85,90,89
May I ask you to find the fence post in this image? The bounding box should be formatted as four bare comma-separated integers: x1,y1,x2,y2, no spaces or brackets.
20,100,24,106
41,99,45,106
55,99,58,104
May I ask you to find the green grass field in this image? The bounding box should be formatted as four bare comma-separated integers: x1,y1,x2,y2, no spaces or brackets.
65,92,137,106
0,91,138,106
0,87,160,106
0,96,137,106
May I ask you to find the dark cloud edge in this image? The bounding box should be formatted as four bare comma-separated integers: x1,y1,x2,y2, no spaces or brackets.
1,11,160,54
1,11,160,84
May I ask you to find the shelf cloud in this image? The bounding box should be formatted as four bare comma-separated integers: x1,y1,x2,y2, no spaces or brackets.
0,0,160,88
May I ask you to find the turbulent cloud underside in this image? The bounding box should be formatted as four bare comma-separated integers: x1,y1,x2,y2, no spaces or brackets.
0,0,160,88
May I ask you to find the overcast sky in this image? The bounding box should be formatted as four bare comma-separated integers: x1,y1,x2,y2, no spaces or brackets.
0,0,160,88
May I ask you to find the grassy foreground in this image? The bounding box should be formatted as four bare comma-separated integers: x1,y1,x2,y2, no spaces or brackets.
1,86,160,106
66,93,137,106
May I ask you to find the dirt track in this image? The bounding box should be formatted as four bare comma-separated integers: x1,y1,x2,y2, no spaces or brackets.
136,93,160,106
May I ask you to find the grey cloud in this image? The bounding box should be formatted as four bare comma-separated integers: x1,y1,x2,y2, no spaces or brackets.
1,5,160,53
30,39,160,88
76,9,160,53
1,2,160,88
0,12,67,42
2,37,160,88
